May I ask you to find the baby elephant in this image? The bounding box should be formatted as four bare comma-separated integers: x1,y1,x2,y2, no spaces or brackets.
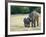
23,17,32,28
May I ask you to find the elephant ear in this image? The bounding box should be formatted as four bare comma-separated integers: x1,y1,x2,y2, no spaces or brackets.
29,10,40,17
33,10,40,16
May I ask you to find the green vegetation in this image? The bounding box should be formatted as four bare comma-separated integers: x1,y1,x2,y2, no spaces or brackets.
11,6,41,14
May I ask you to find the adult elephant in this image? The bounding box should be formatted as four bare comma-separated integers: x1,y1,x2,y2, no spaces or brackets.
29,10,40,27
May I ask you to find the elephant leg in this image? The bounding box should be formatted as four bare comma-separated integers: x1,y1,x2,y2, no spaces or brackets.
31,20,33,27
34,19,36,27
28,24,30,28
37,17,39,26
24,24,26,27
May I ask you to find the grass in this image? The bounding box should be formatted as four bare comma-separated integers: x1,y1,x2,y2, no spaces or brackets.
10,14,41,31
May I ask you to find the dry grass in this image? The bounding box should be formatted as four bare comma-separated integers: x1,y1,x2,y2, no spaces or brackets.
10,14,41,31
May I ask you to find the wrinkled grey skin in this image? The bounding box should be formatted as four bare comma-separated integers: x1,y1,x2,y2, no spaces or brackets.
29,11,40,27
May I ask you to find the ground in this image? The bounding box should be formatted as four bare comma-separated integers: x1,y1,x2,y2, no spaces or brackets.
10,14,41,31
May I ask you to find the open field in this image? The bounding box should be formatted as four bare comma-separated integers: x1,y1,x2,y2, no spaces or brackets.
10,14,41,31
